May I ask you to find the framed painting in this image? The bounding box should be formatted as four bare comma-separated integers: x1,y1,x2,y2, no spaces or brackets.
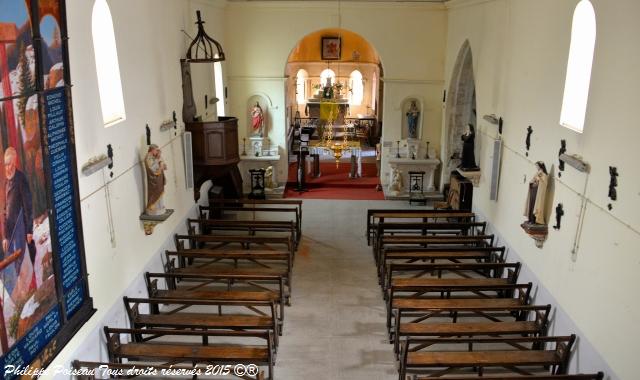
321,37,341,60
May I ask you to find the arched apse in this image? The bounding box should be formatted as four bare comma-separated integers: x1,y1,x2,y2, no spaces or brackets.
443,40,477,178
283,28,385,186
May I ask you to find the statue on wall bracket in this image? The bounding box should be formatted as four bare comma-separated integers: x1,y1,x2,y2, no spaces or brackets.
140,144,174,235
521,161,549,248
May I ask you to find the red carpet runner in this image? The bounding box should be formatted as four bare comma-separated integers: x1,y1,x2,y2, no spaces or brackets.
284,162,385,200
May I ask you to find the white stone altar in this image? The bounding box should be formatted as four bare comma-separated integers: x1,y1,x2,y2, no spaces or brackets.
385,157,441,200
238,154,284,197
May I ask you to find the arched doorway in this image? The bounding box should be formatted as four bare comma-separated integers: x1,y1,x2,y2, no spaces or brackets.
443,40,477,180
284,28,385,199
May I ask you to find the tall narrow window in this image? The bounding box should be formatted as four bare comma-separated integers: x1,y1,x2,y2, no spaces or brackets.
349,70,364,106
214,60,225,116
320,68,335,87
560,0,596,133
92,0,126,127
371,72,377,111
296,69,308,105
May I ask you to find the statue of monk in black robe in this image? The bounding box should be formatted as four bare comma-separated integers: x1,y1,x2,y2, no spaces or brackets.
459,124,478,170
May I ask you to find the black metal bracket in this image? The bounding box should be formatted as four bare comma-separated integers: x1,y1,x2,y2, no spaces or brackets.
107,144,114,178
558,140,567,177
146,124,151,146
525,126,533,156
553,203,564,230
608,166,618,210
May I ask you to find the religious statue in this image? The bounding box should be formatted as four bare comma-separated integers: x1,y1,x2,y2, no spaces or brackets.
459,124,478,170
264,166,274,189
144,144,167,216
251,102,265,137
523,161,549,225
322,77,334,99
388,169,403,196
406,101,420,139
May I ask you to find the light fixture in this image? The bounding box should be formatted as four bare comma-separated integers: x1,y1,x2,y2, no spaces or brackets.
185,11,225,62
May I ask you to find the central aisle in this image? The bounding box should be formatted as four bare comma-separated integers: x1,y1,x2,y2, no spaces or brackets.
274,200,405,379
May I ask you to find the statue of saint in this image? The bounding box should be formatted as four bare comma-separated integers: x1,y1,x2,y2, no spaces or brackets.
144,144,167,216
388,169,403,196
406,101,420,139
459,124,478,170
524,161,549,225
251,102,264,137
264,166,274,189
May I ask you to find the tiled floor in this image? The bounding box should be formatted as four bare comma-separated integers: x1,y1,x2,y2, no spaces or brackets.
274,199,422,380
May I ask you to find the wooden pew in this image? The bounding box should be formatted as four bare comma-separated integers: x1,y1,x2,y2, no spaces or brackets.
175,234,294,259
366,209,476,244
383,261,521,291
123,297,280,346
413,374,604,380
71,361,268,380
200,204,301,244
378,246,506,281
373,221,488,256
104,327,274,380
187,218,298,247
398,335,576,379
375,234,495,266
208,198,302,226
393,303,551,355
386,277,525,324
387,288,532,333
166,248,292,274
145,272,286,328
163,257,292,302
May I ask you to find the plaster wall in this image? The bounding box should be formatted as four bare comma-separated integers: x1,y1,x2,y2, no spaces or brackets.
445,0,640,378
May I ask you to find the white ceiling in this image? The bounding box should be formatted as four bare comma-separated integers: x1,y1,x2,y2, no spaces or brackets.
228,0,447,2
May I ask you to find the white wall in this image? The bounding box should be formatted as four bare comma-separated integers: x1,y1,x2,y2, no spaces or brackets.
221,1,448,184
43,0,202,377
445,0,640,378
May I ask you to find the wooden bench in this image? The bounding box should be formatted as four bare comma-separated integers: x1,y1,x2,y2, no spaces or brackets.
398,335,576,379
388,290,532,333
71,361,268,380
166,248,292,274
163,257,292,302
145,272,286,327
175,234,294,258
200,204,301,244
378,246,506,281
373,221,487,250
413,374,604,380
208,198,302,225
123,297,280,346
187,218,298,247
393,303,551,355
383,261,521,291
104,327,274,380
376,235,495,266
387,278,532,332
367,209,476,244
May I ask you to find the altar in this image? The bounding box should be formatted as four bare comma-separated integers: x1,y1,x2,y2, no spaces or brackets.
385,157,441,200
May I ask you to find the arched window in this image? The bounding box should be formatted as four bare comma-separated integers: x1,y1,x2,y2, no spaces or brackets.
349,70,364,106
214,60,225,116
560,0,596,133
296,69,308,105
371,71,377,111
92,0,126,127
320,68,335,87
